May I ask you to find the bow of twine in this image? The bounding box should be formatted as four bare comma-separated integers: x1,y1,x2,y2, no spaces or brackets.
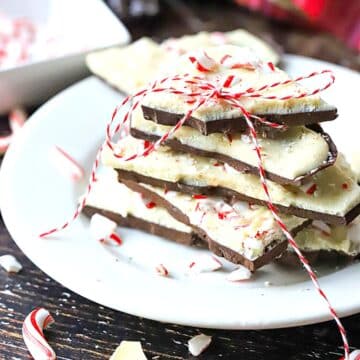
39,50,349,359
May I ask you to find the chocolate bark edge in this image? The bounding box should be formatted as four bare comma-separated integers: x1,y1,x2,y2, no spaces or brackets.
276,249,359,267
130,123,337,186
115,169,360,225
142,105,338,136
121,179,311,271
83,206,204,247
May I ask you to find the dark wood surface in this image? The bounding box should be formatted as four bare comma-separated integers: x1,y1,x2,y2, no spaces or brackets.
1,1,360,359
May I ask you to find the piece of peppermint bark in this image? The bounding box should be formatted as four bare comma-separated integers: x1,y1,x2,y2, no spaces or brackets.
141,45,337,135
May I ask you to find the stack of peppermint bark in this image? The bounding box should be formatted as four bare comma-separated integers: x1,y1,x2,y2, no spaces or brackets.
85,45,360,271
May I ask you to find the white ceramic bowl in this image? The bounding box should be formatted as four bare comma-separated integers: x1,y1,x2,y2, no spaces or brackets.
0,0,130,114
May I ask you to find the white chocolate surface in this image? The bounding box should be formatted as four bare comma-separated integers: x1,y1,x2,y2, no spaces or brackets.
85,167,191,233
161,30,279,64
86,31,280,95
86,38,171,95
140,182,306,261
295,217,360,255
102,136,360,217
349,150,360,182
131,110,330,180
142,45,335,122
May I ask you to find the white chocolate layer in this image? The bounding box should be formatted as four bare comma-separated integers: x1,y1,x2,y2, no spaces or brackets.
349,150,360,182
85,167,191,233
161,30,279,64
142,45,335,122
132,110,330,180
102,136,360,217
86,38,170,95
294,217,360,255
140,183,305,260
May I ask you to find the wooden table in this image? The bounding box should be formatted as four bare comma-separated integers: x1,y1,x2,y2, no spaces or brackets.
1,1,359,359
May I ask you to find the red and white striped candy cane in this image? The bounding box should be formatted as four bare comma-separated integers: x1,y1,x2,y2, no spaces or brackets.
9,107,27,133
22,308,56,360
39,51,349,359
0,107,27,155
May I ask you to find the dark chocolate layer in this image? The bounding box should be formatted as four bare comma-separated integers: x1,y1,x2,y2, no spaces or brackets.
121,179,311,271
115,169,360,225
83,206,204,247
130,123,337,185
276,249,358,267
142,105,338,136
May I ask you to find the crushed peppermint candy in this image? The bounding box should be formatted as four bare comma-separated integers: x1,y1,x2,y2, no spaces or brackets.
227,266,252,282
50,146,84,182
0,12,89,70
0,254,22,273
155,264,169,277
188,50,217,72
300,181,317,195
188,255,222,274
312,220,332,236
0,107,27,155
90,214,122,245
188,334,212,356
110,341,147,360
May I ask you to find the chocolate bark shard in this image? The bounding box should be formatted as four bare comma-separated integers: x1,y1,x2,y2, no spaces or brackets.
116,168,360,226
83,206,204,247
120,179,310,271
141,45,337,135
102,135,360,225
131,109,338,185
161,30,280,65
142,105,338,136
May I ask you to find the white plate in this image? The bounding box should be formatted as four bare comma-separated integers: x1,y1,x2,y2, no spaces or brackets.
0,0,130,114
0,55,359,330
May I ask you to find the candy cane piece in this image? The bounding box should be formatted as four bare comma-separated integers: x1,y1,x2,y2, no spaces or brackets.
50,146,84,182
9,107,27,133
155,264,169,277
0,254,22,273
188,334,212,356
90,213,122,245
188,51,217,72
188,255,222,274
22,308,56,360
227,266,252,282
312,220,331,236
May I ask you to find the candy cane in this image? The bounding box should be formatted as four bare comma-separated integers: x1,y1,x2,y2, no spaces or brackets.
0,108,27,155
38,50,349,359
50,146,84,182
22,308,56,360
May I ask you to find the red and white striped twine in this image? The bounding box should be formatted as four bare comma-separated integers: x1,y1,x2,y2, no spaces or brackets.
22,307,56,360
39,52,348,359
